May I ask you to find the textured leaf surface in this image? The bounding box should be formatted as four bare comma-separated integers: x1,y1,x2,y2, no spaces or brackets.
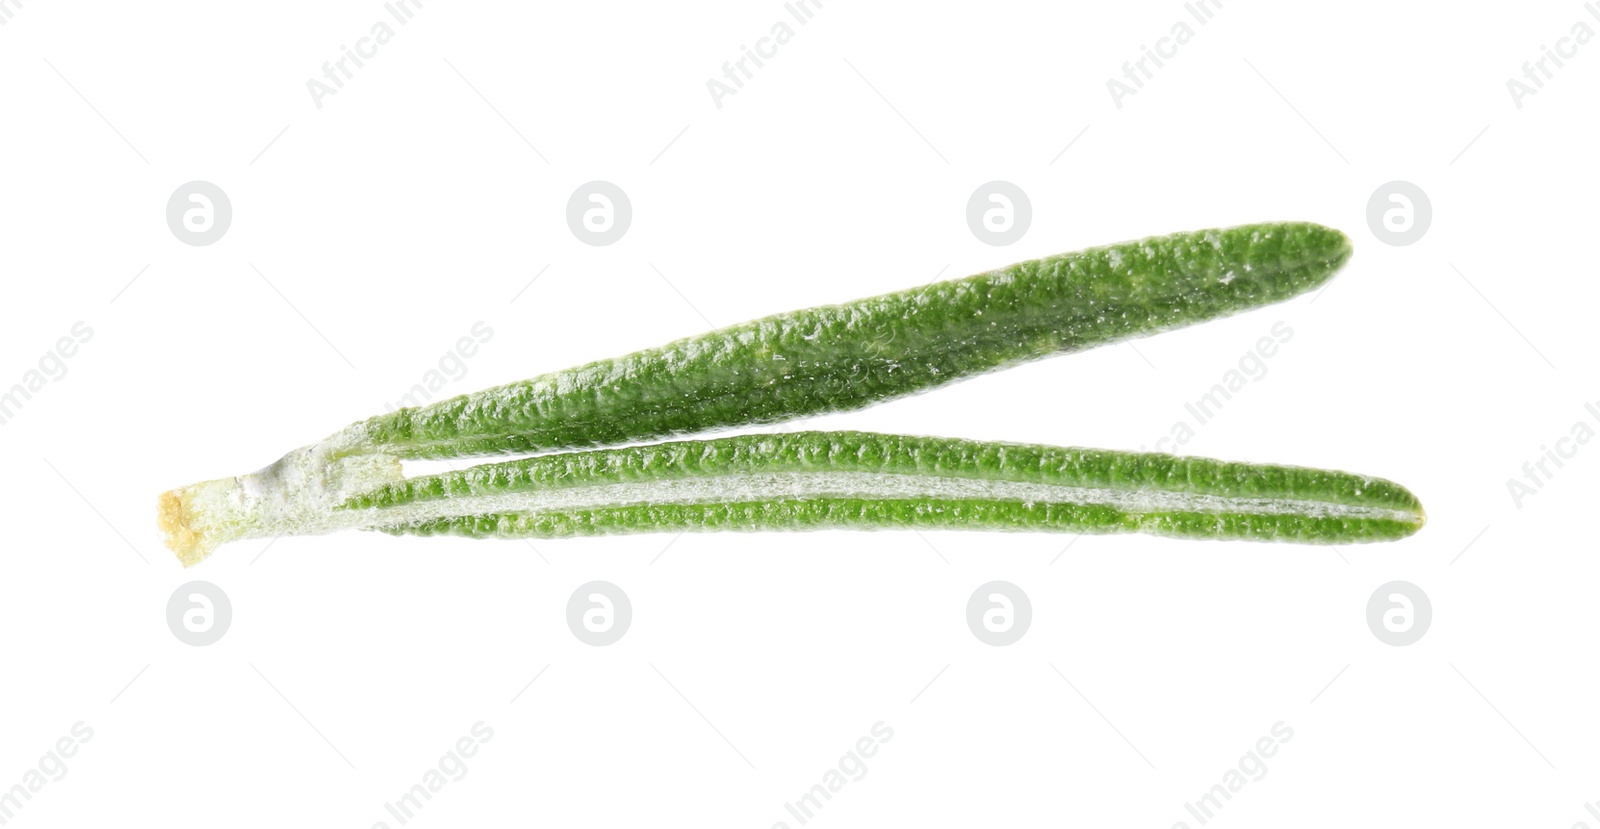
348,222,1352,459
350,431,1423,544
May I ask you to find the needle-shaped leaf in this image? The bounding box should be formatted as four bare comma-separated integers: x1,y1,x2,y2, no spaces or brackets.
346,222,1351,459
350,431,1424,545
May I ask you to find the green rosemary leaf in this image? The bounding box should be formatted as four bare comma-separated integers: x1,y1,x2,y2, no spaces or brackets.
354,431,1423,545
349,222,1351,459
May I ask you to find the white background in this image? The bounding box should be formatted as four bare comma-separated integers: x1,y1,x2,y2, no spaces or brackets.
2,0,1597,826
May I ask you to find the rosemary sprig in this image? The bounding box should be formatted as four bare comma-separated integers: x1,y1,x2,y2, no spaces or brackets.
158,222,1421,567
